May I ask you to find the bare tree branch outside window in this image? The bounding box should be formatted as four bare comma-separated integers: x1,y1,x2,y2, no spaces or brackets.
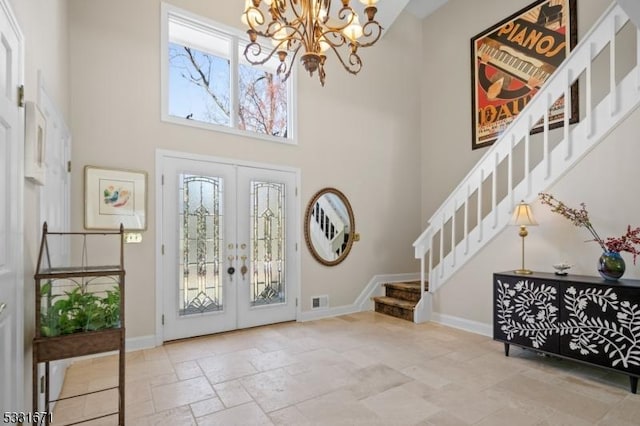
169,43,288,138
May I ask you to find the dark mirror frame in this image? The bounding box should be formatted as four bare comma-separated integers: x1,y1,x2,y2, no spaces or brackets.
304,187,355,267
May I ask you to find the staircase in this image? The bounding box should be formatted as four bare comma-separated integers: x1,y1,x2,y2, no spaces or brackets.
373,281,426,321
411,2,640,323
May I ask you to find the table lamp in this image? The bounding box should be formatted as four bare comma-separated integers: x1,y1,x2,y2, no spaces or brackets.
510,200,538,275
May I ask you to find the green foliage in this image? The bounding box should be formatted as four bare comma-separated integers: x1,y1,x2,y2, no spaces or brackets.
40,281,120,337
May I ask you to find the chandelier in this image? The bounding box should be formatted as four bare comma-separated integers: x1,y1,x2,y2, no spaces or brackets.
242,0,383,86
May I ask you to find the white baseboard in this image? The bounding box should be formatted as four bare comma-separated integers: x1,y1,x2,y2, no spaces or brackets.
298,272,420,322
431,312,492,337
297,304,362,322
125,334,157,352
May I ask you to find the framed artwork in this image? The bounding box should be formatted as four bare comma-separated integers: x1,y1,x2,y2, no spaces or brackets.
84,166,147,230
25,101,47,185
471,0,578,150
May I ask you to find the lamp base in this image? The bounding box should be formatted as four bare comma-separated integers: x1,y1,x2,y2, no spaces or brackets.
514,269,533,275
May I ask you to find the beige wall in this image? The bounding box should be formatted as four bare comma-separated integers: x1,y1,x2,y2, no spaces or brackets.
8,0,70,410
420,0,640,325
67,0,423,339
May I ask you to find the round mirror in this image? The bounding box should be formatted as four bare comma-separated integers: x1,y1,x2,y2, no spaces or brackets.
304,187,356,266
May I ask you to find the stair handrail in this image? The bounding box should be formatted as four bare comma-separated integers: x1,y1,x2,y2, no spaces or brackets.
413,1,636,297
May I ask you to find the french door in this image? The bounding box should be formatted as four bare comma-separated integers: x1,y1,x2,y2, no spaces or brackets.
160,154,298,341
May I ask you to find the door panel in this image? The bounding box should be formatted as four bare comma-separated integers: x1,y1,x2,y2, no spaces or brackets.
0,0,21,413
236,167,297,329
160,155,298,341
162,158,236,340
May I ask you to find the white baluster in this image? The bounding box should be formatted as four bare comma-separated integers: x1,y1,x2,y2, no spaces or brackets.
492,153,498,229
610,14,618,116
477,169,483,242
564,69,572,160
508,135,514,209
587,43,594,137
464,186,469,255
544,93,551,179
451,201,456,267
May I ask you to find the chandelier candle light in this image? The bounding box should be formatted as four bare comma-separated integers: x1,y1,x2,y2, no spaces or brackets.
510,200,538,275
242,0,383,86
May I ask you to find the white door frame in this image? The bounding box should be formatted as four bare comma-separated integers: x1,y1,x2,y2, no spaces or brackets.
155,149,301,345
36,73,72,411
0,0,24,413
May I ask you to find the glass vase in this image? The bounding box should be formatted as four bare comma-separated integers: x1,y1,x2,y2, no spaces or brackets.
597,251,625,281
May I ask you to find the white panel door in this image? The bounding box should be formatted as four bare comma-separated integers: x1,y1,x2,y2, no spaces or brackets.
160,154,298,341
0,0,23,413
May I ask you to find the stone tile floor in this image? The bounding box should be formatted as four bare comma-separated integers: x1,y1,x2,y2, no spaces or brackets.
51,312,640,425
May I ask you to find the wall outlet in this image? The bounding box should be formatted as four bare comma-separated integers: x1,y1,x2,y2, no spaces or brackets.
124,232,142,244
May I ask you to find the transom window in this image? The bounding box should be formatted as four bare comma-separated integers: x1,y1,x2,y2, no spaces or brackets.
161,4,295,143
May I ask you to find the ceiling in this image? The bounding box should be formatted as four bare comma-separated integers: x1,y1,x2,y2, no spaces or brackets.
404,0,449,19
358,0,449,35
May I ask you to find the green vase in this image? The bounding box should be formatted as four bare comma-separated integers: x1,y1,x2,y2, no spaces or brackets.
597,251,625,281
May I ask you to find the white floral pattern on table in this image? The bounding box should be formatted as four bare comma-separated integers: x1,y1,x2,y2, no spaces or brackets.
496,280,559,349
496,279,640,369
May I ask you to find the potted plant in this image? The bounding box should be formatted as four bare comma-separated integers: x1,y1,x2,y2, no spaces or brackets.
40,280,120,337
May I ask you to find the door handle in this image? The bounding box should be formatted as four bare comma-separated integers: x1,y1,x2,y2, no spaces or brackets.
227,256,235,281
240,256,248,281
0,302,6,317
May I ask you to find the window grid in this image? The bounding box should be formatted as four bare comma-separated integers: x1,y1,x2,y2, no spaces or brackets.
163,4,295,144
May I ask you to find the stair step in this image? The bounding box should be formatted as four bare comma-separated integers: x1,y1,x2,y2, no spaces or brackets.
383,281,428,292
373,296,416,322
383,281,428,303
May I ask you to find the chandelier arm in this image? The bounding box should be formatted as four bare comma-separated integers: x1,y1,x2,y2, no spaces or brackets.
335,5,357,29
244,42,279,66
279,43,303,82
244,20,305,66
245,5,267,28
325,43,361,75
357,20,383,48
319,28,348,49
284,0,302,27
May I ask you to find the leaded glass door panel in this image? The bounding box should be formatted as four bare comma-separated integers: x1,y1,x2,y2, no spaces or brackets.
162,158,236,340
161,155,298,341
237,167,297,329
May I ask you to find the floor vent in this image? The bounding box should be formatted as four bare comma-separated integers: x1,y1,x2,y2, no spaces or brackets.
311,295,329,310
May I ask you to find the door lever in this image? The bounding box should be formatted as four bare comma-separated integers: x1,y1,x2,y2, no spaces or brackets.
227,256,235,281
0,302,6,316
240,256,248,281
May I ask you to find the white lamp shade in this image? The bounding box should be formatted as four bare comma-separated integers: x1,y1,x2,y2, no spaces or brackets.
510,202,538,226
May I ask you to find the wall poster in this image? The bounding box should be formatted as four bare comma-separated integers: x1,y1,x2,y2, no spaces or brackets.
471,0,578,150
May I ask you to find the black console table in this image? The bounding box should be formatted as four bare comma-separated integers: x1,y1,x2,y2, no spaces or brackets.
494,271,640,393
